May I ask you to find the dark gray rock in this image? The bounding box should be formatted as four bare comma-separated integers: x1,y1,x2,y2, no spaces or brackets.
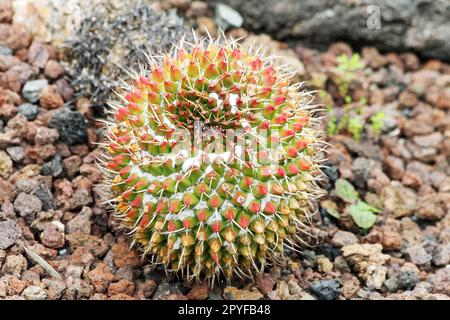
40,155,65,178
0,220,22,250
35,183,55,210
17,103,39,120
309,279,341,300
384,275,399,293
211,0,450,61
14,192,42,222
49,108,87,145
433,244,450,267
6,146,25,163
398,270,420,290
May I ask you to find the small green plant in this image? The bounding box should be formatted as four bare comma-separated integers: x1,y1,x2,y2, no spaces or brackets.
335,53,364,96
370,111,385,135
348,116,364,141
321,53,385,141
322,178,380,230
336,53,364,73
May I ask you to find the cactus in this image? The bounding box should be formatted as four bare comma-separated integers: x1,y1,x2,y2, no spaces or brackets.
101,35,326,281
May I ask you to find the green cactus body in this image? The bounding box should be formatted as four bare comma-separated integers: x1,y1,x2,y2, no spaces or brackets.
102,36,325,281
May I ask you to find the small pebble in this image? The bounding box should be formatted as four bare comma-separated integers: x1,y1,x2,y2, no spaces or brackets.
17,103,39,120
22,79,48,103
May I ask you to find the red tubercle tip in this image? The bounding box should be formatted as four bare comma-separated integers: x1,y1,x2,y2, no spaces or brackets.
211,221,221,233
274,114,287,125
250,201,261,213
299,161,311,171
225,208,235,221
274,96,286,106
115,107,129,122
250,58,262,70
264,202,276,215
139,215,150,228
287,147,298,158
258,184,268,196
167,221,177,232
238,215,249,229
198,208,207,222
276,167,286,177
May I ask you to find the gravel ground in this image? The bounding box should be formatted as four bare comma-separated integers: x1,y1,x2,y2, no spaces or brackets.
0,1,449,300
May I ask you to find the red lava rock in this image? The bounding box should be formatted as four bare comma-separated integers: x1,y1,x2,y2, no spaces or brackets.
34,126,59,145
341,273,360,299
79,163,102,183
76,97,93,118
55,179,73,210
26,243,58,260
399,53,420,71
361,47,386,69
327,42,353,57
416,194,447,220
66,206,92,234
0,103,17,120
37,144,56,161
0,24,31,51
255,273,275,296
402,171,424,189
405,244,432,266
69,144,90,157
332,231,359,247
65,278,93,300
381,229,403,250
54,78,74,102
42,279,66,300
0,54,21,71
136,279,157,299
87,263,115,293
107,280,136,296
7,277,28,295
27,41,50,68
0,0,13,23
62,155,82,178
39,85,64,109
0,63,35,92
186,282,210,300
430,268,450,295
434,87,450,109
40,222,65,249
0,179,14,205
43,60,64,79
111,242,141,269
1,254,27,277
186,1,210,18
399,90,418,108
69,246,94,266
70,176,93,209
65,232,107,257
412,132,443,149
383,155,404,181
13,192,42,221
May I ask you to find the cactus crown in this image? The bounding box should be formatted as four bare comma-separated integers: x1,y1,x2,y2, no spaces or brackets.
101,34,325,281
